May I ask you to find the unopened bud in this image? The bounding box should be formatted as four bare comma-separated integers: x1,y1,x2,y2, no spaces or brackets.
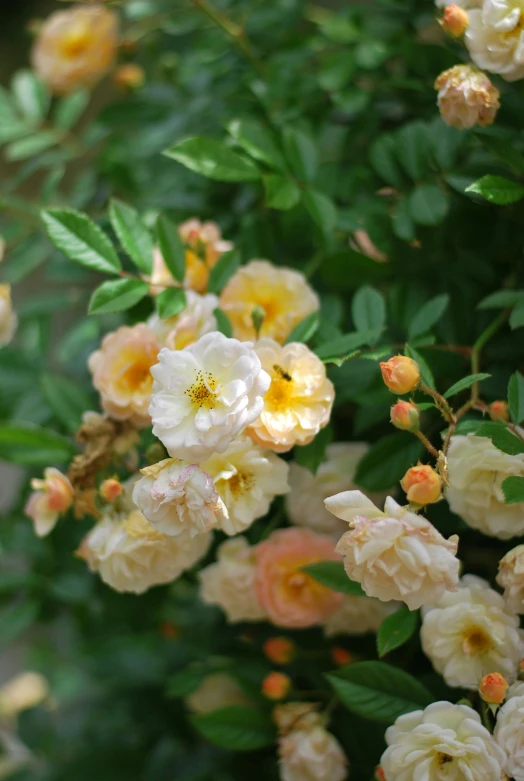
251,305,265,338
113,63,145,92
401,464,442,505
435,65,499,130
263,637,296,665
262,672,291,701
479,672,508,705
490,400,510,423
159,621,178,639
331,647,353,667
441,4,469,37
375,768,386,781
391,400,420,432
100,478,124,503
380,355,420,395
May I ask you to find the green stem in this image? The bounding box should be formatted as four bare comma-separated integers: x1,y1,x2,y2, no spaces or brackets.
469,310,508,406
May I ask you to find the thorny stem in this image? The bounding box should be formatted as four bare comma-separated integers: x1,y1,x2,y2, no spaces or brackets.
414,429,440,459
419,383,456,424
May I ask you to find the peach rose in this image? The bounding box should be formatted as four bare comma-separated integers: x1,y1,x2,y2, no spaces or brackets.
25,467,74,537
400,464,442,505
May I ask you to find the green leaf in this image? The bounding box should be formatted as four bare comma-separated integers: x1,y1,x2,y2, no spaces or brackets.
42,208,121,274
315,328,382,366
0,601,39,647
465,175,524,205
302,561,366,597
11,70,49,122
163,137,260,182
156,287,187,320
263,174,300,210
392,196,415,242
88,278,149,315
190,706,275,751
294,425,332,474
408,294,449,339
167,667,210,698
502,476,524,505
355,432,424,491
156,215,186,284
326,661,432,724
352,286,386,332
478,290,524,309
408,185,449,226
227,118,285,170
41,373,92,433
53,89,89,130
510,300,524,330
395,122,430,180
5,130,59,161
213,307,233,337
475,134,524,175
302,190,338,234
282,127,317,182
443,373,491,399
508,372,524,424
285,311,320,345
370,134,404,188
0,424,74,466
207,250,240,294
475,422,524,455
377,606,418,658
109,198,154,275
404,344,435,389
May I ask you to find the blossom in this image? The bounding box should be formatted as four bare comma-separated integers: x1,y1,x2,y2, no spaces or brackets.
247,339,334,453
31,4,118,95
25,467,74,537
147,290,218,351
441,4,469,36
132,458,227,537
186,673,247,714
421,575,524,689
262,672,291,700
219,260,319,343
0,673,49,721
0,284,17,347
479,672,509,704
88,324,160,428
276,704,348,781
254,528,343,629
400,464,442,505
323,595,398,637
200,435,289,535
381,701,506,781
466,0,524,81
380,356,420,395
149,331,270,461
390,401,419,432
81,507,210,594
327,492,459,610
199,536,267,623
497,545,524,612
446,432,524,539
286,443,387,536
494,683,524,779
435,65,500,129
99,478,124,503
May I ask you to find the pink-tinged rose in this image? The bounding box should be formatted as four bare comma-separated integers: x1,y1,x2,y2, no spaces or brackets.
390,401,419,432
25,467,74,537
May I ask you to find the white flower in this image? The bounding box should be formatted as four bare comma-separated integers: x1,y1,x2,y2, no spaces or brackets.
447,433,524,539
278,722,348,781
495,686,524,780
147,290,218,351
381,701,506,781
186,672,247,714
132,458,227,537
498,544,524,613
201,435,289,536
326,491,459,610
199,537,266,623
466,0,524,81
323,595,398,637
0,284,17,347
149,331,270,461
421,575,524,690
81,508,210,594
286,443,387,536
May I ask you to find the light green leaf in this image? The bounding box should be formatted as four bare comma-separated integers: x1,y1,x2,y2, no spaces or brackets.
355,432,424,491
478,290,524,309
156,215,186,284
164,137,260,182
0,424,74,466
109,198,153,275
190,706,275,751
315,329,382,366
53,89,89,130
207,250,240,294
213,307,233,337
11,70,49,122
282,127,317,182
263,175,300,210
6,130,59,161
508,372,524,424
510,300,524,329
285,311,320,345
227,118,285,170
475,422,524,456
302,189,338,234
408,185,449,226
302,561,365,597
443,373,491,399
42,208,121,274
156,287,187,319
40,373,92,433
466,175,524,205
502,476,524,505
88,278,149,315
352,286,386,332
377,606,418,657
408,294,449,339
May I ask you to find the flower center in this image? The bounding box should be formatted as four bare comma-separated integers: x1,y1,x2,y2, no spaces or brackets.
227,471,253,497
185,371,217,409
462,626,493,656
60,28,92,59
117,358,154,394
437,753,453,767
265,364,294,411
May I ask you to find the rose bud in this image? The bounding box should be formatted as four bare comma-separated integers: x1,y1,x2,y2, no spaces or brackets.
401,464,442,505
113,63,145,92
479,672,508,705
263,637,296,665
441,4,469,37
331,647,353,667
489,400,510,423
375,768,386,781
262,672,291,701
380,356,420,395
391,400,420,432
100,478,124,503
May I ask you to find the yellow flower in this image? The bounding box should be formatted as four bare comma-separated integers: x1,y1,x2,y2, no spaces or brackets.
219,260,319,343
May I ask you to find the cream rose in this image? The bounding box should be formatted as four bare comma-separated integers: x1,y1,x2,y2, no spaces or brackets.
323,595,398,637
495,683,524,779
498,544,524,613
466,0,524,81
147,290,218,351
276,703,348,781
435,65,499,130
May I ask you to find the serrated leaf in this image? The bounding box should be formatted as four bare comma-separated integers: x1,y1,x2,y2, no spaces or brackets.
466,175,524,205
326,661,432,724
502,476,524,505
408,294,449,339
190,706,275,751
443,373,491,399
355,432,424,491
352,286,386,332
164,137,260,182
41,373,92,433
0,424,74,466
263,175,300,210
302,561,366,596
156,215,186,284
109,198,154,275
282,127,317,182
285,311,320,345
42,208,121,274
156,287,187,319
227,118,285,170
377,606,418,657
408,185,449,226
213,307,233,337
510,300,524,329
475,422,524,455
207,250,240,294
508,372,524,424
478,290,524,309
302,190,338,234
315,328,382,365
88,278,149,315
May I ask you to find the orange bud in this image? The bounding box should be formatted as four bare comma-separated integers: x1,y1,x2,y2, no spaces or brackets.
441,4,469,36
391,400,420,432
331,647,353,667
479,672,508,705
263,637,296,665
380,355,420,395
401,464,442,505
262,672,291,701
99,478,124,503
113,63,145,92
489,401,510,423
159,621,178,639
375,768,386,781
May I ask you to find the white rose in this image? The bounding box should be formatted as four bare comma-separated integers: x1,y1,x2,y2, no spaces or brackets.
326,491,459,610
495,689,524,779
186,672,247,714
421,575,524,690
147,290,218,351
201,434,289,536
132,458,227,537
381,701,506,781
279,725,348,781
447,433,524,539
323,594,398,637
498,544,524,613
286,442,387,536
466,0,524,81
0,284,17,347
199,537,266,622
149,331,270,461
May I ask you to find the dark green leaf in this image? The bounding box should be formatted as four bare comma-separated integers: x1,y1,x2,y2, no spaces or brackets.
475,422,524,455
285,312,320,345
395,122,430,180
443,373,491,399
156,287,187,320
502,476,524,505
164,137,260,182
352,286,386,332
466,175,524,205
302,561,365,597
315,329,382,366
88,278,150,315
227,118,285,170
355,432,424,491
214,307,233,337
408,185,449,226
109,198,154,275
190,706,275,751
408,294,449,339
0,601,39,647
0,424,74,465
510,300,524,329
207,250,240,294
156,215,186,284
282,127,317,182
41,373,92,433
302,190,338,234
167,667,210,698
478,290,524,309
370,134,404,188
377,606,418,657
41,208,121,274
404,344,435,389
508,372,524,424
294,425,332,474
263,174,300,210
